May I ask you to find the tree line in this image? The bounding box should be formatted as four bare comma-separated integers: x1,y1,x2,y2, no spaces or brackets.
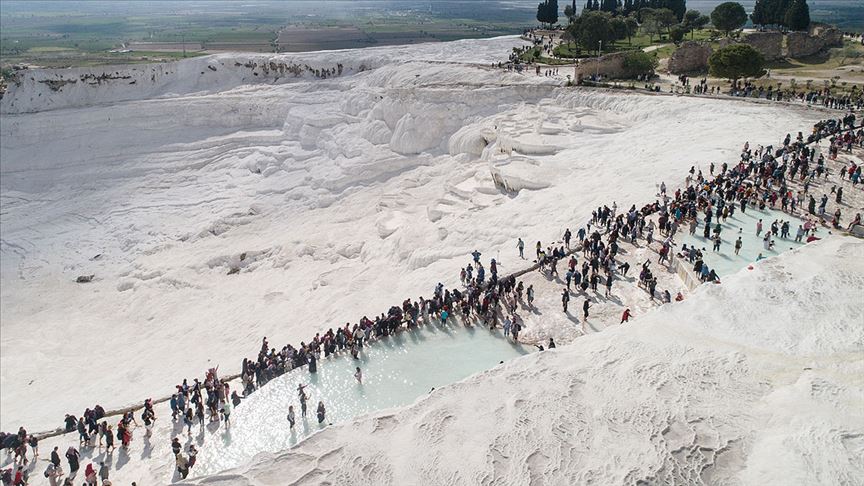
540,0,811,34
536,0,815,85
557,6,710,54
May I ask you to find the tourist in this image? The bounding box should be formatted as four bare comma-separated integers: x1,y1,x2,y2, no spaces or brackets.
298,385,309,418
50,446,61,469
84,462,97,485
98,462,109,484
511,318,521,341
316,402,326,424
64,447,79,479
27,434,38,460
561,288,570,313
183,409,193,435
221,399,232,426
188,445,198,470
104,424,114,452
287,406,296,429
621,308,632,323
176,452,189,479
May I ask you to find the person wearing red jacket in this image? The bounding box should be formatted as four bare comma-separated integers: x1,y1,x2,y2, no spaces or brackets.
84,462,97,485
621,308,633,324
13,466,25,486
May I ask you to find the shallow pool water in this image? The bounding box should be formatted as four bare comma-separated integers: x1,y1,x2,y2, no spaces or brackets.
679,207,805,277
193,323,530,475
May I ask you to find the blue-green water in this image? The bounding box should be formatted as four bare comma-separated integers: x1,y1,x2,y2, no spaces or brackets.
194,322,530,476
679,207,805,278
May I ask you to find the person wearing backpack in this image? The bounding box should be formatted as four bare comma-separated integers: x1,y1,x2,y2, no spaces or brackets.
175,453,189,480
44,463,62,486
141,407,155,438
64,447,79,479
98,462,109,484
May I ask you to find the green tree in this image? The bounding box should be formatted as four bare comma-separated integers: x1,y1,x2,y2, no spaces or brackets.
640,9,663,42
550,0,560,24
623,0,635,15
683,9,701,27
710,2,747,36
772,0,792,26
610,17,628,39
537,0,560,26
670,25,686,42
636,6,653,22
622,50,658,77
564,3,576,21
667,0,687,22
750,0,773,26
682,9,710,39
708,43,766,83
624,16,639,44
537,1,549,24
654,8,679,36
561,29,576,50
570,10,615,55
784,0,810,31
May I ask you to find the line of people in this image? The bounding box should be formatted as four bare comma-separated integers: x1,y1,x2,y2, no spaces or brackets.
8,112,860,486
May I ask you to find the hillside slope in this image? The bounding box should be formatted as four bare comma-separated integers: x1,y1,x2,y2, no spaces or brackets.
191,237,864,486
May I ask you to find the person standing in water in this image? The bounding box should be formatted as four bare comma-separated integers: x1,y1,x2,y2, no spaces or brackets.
287,406,295,429
734,237,742,255
354,367,363,384
308,353,317,373
583,299,591,320
316,402,326,424
298,385,308,418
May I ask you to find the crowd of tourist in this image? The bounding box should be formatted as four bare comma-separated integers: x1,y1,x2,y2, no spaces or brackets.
668,75,864,111
2,107,860,486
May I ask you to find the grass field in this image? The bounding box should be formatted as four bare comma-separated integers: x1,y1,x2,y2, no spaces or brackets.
550,28,717,59
2,0,860,71
0,1,533,68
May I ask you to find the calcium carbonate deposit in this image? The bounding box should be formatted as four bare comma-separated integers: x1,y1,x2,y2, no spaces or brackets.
2,36,861,486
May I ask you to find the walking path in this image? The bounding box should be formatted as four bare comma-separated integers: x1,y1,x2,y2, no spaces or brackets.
2,110,861,486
